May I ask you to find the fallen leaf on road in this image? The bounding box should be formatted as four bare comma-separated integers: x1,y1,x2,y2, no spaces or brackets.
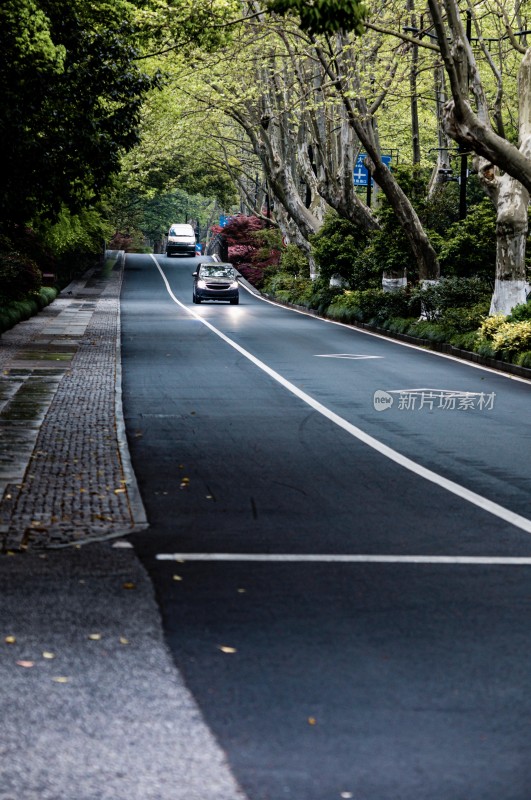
42,652,55,659
88,633,102,641
114,488,126,494
172,575,183,581
122,582,136,590
16,661,34,668
52,677,70,683
308,717,317,725
5,636,16,644
119,637,130,645
219,646,237,654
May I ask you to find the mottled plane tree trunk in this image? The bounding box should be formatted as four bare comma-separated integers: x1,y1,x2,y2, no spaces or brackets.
484,49,531,314
428,0,531,314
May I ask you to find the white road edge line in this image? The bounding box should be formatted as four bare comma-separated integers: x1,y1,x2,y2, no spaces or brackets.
150,254,531,535
238,276,531,385
156,553,531,565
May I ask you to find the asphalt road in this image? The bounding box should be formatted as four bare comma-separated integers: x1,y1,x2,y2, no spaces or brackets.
121,252,531,800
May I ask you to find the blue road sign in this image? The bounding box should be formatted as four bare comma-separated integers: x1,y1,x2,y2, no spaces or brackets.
353,154,392,186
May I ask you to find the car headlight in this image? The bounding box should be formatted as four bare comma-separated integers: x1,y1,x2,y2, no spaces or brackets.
230,281,239,289
197,279,207,288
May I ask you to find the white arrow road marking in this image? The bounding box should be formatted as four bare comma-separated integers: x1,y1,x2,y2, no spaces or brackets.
150,254,531,535
315,354,383,359
156,553,531,565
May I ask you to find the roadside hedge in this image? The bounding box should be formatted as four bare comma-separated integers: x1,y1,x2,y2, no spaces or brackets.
0,287,57,334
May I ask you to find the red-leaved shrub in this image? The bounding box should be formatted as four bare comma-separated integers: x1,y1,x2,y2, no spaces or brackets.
213,215,282,288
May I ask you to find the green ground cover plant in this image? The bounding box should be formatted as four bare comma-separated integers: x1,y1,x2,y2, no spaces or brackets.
0,287,57,334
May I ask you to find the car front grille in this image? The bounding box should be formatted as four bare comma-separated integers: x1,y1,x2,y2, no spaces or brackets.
205,282,231,290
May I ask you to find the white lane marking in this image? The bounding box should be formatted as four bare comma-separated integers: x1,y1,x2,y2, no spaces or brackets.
150,254,531,535
315,354,383,360
156,553,531,565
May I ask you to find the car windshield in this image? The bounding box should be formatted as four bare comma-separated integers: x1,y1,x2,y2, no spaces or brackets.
199,266,235,278
169,226,193,236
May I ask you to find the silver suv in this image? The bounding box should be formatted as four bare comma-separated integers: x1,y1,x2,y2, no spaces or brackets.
193,263,240,304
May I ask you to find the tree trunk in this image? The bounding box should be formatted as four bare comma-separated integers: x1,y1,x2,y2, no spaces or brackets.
407,0,421,165
367,147,440,283
485,171,530,315
428,66,453,197
481,49,531,314
428,1,531,194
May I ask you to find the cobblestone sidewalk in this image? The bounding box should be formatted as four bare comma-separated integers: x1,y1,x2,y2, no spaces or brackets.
0,253,147,551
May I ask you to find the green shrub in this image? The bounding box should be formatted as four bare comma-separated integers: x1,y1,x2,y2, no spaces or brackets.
438,302,490,333
411,277,491,321
360,214,417,285
507,299,531,322
448,330,480,350
38,206,110,284
263,271,313,304
36,287,57,308
279,244,309,276
437,200,496,280
327,288,413,324
409,320,448,342
423,183,461,235
0,286,57,333
514,351,531,368
304,282,343,314
0,251,42,300
310,212,380,288
385,317,418,335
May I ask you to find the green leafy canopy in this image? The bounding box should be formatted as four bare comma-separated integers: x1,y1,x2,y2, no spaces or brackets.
267,0,367,35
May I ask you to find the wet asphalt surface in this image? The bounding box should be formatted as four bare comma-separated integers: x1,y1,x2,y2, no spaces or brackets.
122,253,531,800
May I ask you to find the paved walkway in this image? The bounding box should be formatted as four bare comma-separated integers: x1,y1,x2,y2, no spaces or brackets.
0,253,146,551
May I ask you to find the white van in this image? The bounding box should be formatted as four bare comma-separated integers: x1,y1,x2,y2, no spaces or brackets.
166,224,196,257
